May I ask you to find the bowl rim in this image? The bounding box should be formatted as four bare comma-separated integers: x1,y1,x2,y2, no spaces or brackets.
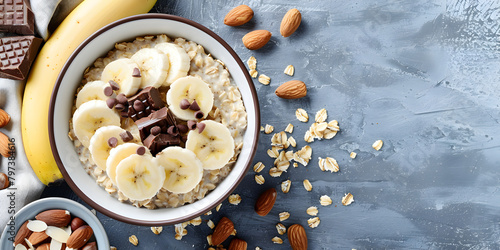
48,13,260,225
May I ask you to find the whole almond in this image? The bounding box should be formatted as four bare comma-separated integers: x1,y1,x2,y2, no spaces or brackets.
14,220,32,247
0,108,10,128
242,30,271,50
82,241,97,250
35,210,71,228
288,224,308,250
211,217,234,246
0,172,9,190
228,238,248,250
280,8,302,37
35,242,50,250
255,188,277,216
275,80,307,99
0,131,11,157
67,225,93,249
27,231,49,246
70,217,86,231
224,5,253,26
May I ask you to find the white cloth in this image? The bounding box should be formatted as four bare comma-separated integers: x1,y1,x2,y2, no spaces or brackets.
30,0,62,40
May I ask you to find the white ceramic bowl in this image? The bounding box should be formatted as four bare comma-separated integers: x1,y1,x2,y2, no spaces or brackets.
48,14,259,225
0,197,109,249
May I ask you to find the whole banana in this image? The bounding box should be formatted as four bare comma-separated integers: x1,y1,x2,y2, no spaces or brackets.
22,0,157,185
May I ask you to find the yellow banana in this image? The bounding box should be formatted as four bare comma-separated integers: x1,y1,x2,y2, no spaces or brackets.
22,0,157,185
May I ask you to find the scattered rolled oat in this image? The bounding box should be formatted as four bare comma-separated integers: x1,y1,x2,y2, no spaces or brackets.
315,108,327,123
267,148,280,158
293,162,298,168
295,108,309,122
323,120,340,139
190,216,202,226
318,157,339,172
342,193,354,206
174,222,188,240
304,130,314,143
228,194,242,205
253,162,265,173
264,124,274,134
205,210,212,216
110,247,117,250
288,136,296,147
151,226,163,235
255,174,265,185
129,235,139,246
307,217,320,228
285,123,294,133
231,229,237,236
269,167,283,177
207,234,213,245
258,74,271,85
216,203,222,212
372,139,383,151
320,195,333,206
207,220,215,229
260,125,265,131
247,56,257,70
350,152,357,159
306,206,318,216
293,145,312,166
281,180,291,193
256,247,263,250
279,211,290,221
284,65,295,76
272,236,284,244
250,69,258,78
276,223,287,235
303,179,312,191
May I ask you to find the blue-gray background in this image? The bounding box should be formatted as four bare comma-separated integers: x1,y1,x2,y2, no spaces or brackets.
43,0,500,249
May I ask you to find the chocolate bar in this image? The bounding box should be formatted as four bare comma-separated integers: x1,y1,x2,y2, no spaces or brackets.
127,86,164,121
143,133,181,155
0,35,41,80
0,0,35,35
135,107,176,141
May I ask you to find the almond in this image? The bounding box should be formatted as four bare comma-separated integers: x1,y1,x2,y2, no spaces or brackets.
211,217,234,246
275,80,307,99
35,210,71,228
66,225,93,249
228,238,248,250
224,5,253,26
81,242,97,250
280,8,302,37
288,224,308,250
0,172,9,190
70,217,86,231
14,220,32,247
27,231,49,246
35,243,50,250
242,30,271,50
0,131,11,157
255,188,277,216
0,108,10,128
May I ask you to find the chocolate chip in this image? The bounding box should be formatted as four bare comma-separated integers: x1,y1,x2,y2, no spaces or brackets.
120,131,134,142
116,93,128,104
109,80,120,90
107,137,118,148
132,67,141,77
197,122,206,133
103,86,113,96
177,124,188,134
167,125,178,135
133,100,145,111
115,103,125,111
106,98,117,109
120,110,129,118
137,146,146,155
180,99,190,110
189,100,200,111
194,111,204,119
151,126,161,136
187,120,197,130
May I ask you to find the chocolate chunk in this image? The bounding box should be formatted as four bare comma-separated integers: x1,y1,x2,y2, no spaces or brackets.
0,36,41,80
0,0,35,35
127,86,164,121
180,99,190,110
177,124,188,134
151,126,161,136
181,135,188,142
120,110,128,118
133,99,145,112
116,93,128,104
106,98,116,109
194,111,204,119
132,67,141,77
119,131,133,142
103,86,113,96
187,120,197,130
136,107,177,141
197,122,206,133
143,133,181,155
136,146,146,155
115,103,125,111
167,125,178,136
189,100,200,111
109,80,120,90
107,137,118,148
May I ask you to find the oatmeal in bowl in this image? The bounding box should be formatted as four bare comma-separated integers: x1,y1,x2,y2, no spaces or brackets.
49,14,259,225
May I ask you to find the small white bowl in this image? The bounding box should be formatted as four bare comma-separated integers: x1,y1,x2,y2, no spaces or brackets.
48,14,260,225
0,197,109,249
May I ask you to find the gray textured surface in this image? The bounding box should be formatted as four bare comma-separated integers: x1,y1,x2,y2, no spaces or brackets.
46,0,500,249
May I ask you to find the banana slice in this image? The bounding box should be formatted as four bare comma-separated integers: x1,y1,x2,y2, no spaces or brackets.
155,42,190,85
101,58,141,96
156,146,203,194
88,125,126,170
75,80,113,108
115,154,165,201
72,100,120,148
166,76,214,120
185,120,235,170
130,48,169,88
106,143,150,185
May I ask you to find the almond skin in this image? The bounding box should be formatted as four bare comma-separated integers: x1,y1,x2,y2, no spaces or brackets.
242,30,271,50
255,188,277,216
275,80,307,99
27,231,49,246
70,217,86,231
67,225,93,249
0,131,11,158
0,108,10,128
224,5,253,26
35,210,71,228
288,224,308,250
212,217,234,246
280,8,302,37
14,220,32,247
228,238,248,250
35,243,50,250
0,172,9,190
